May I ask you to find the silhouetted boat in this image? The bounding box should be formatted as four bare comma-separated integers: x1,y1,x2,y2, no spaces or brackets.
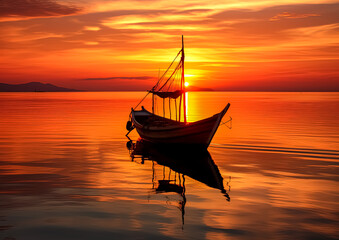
126,36,230,148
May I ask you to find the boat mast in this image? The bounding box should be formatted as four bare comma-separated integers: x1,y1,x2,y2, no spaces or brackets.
152,86,155,114
182,35,187,123
152,69,160,114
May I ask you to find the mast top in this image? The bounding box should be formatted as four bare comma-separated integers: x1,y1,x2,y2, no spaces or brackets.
182,35,184,49
181,35,185,59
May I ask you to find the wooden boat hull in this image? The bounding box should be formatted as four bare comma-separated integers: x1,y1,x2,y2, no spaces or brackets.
131,103,230,148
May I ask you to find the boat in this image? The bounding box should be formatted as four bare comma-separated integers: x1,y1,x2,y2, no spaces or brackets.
126,36,230,148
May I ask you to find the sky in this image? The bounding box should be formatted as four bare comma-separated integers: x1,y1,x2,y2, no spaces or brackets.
0,0,338,91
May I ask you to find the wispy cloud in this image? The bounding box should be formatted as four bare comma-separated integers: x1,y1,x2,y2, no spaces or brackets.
101,9,218,31
270,12,320,21
89,0,333,13
84,41,99,46
83,26,101,31
0,0,81,21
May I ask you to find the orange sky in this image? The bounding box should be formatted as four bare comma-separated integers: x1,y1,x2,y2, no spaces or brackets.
0,0,338,91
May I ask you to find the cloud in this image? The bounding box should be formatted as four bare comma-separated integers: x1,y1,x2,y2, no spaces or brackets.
84,41,99,46
88,0,334,14
83,26,101,31
270,12,320,21
0,0,80,21
81,76,154,81
101,9,219,31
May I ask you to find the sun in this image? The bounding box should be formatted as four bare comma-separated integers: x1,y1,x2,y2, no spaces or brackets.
184,82,189,87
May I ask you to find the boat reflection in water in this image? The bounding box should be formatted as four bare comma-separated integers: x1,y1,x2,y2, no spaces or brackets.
126,139,231,227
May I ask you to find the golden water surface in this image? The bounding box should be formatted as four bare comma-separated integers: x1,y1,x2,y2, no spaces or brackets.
0,92,338,240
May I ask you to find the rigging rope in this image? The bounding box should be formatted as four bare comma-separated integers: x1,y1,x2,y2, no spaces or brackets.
153,50,182,91
133,91,150,111
157,61,182,92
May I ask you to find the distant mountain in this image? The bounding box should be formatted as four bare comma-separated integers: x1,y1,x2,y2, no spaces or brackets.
0,82,79,92
186,85,214,91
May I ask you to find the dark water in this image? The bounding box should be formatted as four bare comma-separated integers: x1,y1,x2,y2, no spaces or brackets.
0,92,338,240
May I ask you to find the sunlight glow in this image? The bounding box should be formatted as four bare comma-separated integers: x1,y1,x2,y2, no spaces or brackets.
185,82,189,87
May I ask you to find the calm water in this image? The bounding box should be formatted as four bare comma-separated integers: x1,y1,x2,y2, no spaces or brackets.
0,92,338,240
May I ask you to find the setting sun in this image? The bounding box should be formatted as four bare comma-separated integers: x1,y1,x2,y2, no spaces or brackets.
185,82,189,87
